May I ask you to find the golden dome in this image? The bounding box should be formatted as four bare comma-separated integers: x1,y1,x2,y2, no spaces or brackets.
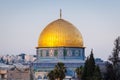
38,19,84,48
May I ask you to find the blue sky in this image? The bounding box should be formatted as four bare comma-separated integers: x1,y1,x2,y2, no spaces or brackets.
0,0,120,60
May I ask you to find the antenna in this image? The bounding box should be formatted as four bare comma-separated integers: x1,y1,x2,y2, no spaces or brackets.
60,9,62,19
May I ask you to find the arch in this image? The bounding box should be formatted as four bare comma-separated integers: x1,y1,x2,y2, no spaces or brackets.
43,75,47,79
38,75,42,79
66,68,75,77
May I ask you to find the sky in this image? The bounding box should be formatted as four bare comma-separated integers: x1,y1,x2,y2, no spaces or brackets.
0,0,120,60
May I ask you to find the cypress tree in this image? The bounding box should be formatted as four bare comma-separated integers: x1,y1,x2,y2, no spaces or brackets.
82,57,89,80
88,49,95,77
82,49,102,80
105,62,115,80
93,65,102,80
107,36,120,80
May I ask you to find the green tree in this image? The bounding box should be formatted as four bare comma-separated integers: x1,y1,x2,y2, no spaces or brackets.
82,57,90,80
108,36,120,80
47,62,66,80
105,62,115,80
75,66,83,80
54,62,66,80
82,49,102,80
47,70,55,80
109,36,120,66
93,65,102,80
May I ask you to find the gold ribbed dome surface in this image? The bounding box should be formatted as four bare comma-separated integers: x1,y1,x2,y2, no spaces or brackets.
38,19,84,48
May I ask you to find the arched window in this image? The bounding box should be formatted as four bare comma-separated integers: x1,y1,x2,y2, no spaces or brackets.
43,75,47,79
38,75,42,79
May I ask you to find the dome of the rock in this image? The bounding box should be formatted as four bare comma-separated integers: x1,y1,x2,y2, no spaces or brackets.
38,19,84,48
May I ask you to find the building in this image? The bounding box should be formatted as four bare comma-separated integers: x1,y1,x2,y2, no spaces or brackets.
25,54,36,62
0,63,9,80
0,63,30,80
32,12,86,80
7,65,30,80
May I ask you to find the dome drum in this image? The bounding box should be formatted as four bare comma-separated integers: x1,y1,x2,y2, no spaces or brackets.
36,47,85,60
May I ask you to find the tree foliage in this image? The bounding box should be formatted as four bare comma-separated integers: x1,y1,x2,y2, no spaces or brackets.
93,65,102,80
104,62,115,80
75,66,83,80
47,62,66,80
54,62,66,80
81,49,102,80
109,36,120,66
106,36,120,80
47,70,55,80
